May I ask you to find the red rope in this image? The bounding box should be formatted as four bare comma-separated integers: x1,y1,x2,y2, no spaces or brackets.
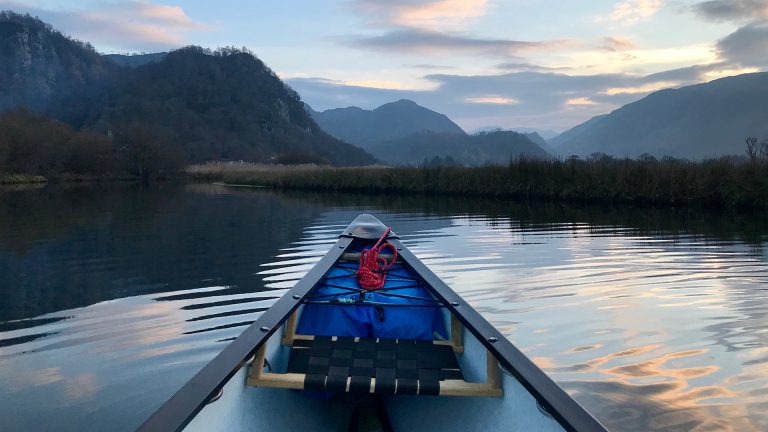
356,227,398,291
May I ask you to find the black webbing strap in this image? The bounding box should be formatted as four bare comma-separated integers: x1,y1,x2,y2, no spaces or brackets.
288,337,463,395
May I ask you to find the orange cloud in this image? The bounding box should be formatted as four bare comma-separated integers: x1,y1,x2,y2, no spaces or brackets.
600,36,638,52
355,0,489,29
466,96,521,105
566,97,597,106
597,0,663,25
133,1,208,30
1,1,209,50
395,0,488,28
601,81,681,95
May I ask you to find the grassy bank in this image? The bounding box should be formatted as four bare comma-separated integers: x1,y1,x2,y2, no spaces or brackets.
0,173,156,185
188,159,768,209
0,174,48,184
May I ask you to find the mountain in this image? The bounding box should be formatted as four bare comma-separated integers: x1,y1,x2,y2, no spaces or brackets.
470,127,555,154
550,73,768,159
522,132,547,147
368,130,549,166
471,126,559,140
94,46,373,164
307,100,552,165
0,12,373,165
548,115,607,152
308,99,466,150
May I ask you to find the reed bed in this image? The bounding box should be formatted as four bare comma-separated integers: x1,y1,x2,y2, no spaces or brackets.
187,158,768,209
0,174,48,184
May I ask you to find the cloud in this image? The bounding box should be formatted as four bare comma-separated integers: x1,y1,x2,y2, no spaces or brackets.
410,63,457,70
599,36,637,52
465,96,520,105
692,0,768,22
495,62,574,72
346,28,571,57
560,43,716,74
597,0,663,25
344,79,410,89
565,97,597,106
716,22,768,66
700,66,760,79
352,0,488,29
640,64,721,82
0,0,207,51
601,81,681,95
288,77,418,110
344,1,567,60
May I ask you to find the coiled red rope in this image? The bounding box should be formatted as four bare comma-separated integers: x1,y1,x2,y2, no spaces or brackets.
356,227,398,291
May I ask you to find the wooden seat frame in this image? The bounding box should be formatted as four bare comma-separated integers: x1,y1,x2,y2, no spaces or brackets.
247,310,503,397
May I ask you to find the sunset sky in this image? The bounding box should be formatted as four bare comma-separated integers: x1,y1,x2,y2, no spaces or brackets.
3,0,768,132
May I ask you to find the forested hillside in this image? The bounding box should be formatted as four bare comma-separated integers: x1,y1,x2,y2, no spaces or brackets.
0,12,373,167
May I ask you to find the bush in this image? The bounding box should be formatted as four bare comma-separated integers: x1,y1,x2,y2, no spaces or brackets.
115,124,185,180
0,109,185,180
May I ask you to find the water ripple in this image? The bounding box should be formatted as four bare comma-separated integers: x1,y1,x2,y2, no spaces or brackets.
1,187,767,431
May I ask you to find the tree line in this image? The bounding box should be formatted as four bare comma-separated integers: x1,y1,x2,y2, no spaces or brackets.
0,110,183,180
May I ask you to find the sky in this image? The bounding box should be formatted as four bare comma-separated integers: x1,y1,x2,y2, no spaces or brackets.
3,0,768,132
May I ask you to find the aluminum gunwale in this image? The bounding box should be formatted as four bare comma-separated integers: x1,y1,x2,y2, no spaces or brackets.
137,235,354,432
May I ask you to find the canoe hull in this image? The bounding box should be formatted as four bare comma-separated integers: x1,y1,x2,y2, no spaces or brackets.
141,215,605,432
185,315,564,432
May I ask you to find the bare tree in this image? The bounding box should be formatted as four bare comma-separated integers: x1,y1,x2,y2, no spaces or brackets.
760,139,768,162
746,137,759,162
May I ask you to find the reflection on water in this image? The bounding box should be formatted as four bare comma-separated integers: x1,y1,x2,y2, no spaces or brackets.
0,183,767,431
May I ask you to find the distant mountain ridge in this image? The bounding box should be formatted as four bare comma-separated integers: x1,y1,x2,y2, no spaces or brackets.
470,126,559,140
550,73,768,159
307,99,466,150
0,12,373,165
369,130,549,166
469,127,554,154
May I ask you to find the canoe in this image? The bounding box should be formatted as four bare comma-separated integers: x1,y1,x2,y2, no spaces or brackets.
139,214,606,432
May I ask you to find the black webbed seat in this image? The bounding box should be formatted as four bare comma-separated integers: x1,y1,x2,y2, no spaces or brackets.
248,332,502,398
285,336,464,395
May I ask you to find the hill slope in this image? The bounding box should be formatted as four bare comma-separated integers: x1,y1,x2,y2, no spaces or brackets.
308,99,465,150
551,73,768,159
369,130,549,166
94,47,373,164
0,11,114,126
0,12,373,165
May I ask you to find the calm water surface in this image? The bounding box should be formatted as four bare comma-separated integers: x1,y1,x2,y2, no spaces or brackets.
0,183,767,431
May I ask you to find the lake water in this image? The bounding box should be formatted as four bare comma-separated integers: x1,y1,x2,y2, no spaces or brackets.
0,183,767,431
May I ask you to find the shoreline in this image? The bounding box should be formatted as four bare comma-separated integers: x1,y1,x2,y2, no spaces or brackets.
6,159,768,211
0,174,165,185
